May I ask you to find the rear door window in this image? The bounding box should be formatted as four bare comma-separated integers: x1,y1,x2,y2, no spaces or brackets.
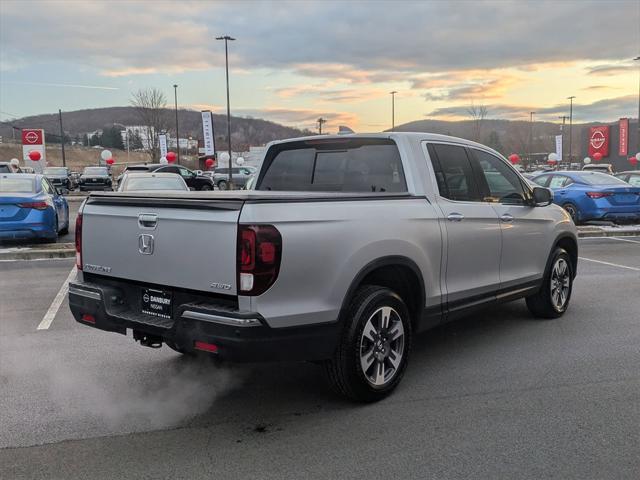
427,143,481,201
470,149,528,204
258,139,406,192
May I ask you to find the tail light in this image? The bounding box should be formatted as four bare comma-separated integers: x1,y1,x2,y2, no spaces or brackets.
586,192,613,199
75,212,83,270
237,225,282,296
18,201,48,210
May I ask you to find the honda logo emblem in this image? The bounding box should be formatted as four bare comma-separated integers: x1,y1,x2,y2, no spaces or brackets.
138,234,154,255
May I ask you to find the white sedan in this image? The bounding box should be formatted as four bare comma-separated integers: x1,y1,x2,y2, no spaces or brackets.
117,172,190,192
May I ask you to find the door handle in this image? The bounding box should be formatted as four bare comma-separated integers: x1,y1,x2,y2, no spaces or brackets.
447,213,464,222
138,213,158,230
500,213,514,223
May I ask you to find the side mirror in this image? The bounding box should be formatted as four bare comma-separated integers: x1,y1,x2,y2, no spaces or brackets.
532,186,553,207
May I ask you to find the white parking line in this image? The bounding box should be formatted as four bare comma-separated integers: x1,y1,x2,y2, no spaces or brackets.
608,236,640,244
37,265,77,330
579,257,640,272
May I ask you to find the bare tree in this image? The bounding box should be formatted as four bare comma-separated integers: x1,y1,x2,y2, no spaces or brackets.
130,88,169,158
467,103,488,142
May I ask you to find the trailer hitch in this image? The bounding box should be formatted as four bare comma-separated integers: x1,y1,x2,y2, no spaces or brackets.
133,331,163,348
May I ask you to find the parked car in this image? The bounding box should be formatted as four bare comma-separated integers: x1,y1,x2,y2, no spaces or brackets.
615,171,640,187
582,163,614,174
0,162,22,173
118,164,214,191
117,172,189,192
212,167,254,190
78,166,113,191
43,166,76,193
0,173,69,242
69,133,577,402
532,170,640,224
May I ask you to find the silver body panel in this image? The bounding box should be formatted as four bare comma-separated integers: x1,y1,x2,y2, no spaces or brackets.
79,132,577,329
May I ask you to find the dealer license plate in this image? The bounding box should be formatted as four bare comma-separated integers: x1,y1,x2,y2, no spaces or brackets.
141,288,172,318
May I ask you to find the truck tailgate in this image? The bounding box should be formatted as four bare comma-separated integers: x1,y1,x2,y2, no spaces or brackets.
81,196,241,294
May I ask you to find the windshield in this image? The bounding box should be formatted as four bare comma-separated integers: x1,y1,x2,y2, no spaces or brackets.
84,167,108,175
123,176,187,191
574,172,628,186
44,168,68,175
0,177,35,193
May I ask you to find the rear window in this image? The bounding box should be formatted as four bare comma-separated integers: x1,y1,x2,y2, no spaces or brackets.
0,177,35,193
0,165,12,173
258,139,407,192
574,172,627,186
123,176,187,191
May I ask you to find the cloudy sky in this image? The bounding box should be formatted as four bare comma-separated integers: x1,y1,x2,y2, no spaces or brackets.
0,0,639,131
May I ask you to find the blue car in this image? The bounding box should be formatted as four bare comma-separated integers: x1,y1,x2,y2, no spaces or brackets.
0,174,69,242
532,171,640,224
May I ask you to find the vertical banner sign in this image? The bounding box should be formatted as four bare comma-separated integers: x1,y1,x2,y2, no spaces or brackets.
555,135,563,162
21,129,46,173
588,126,610,158
201,110,216,156
619,118,629,156
159,133,168,158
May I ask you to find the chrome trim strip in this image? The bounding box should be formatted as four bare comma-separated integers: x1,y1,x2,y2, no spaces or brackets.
182,310,261,327
68,286,102,301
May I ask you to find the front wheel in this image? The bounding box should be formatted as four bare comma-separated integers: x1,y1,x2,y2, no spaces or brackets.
562,203,579,224
217,180,228,190
526,247,574,319
323,285,412,402
200,184,212,191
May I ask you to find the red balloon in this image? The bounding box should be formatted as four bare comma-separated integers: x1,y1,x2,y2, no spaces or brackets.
166,151,177,163
508,154,520,164
106,158,114,165
205,158,214,168
28,150,41,161
593,152,603,161
547,158,558,165
630,157,639,166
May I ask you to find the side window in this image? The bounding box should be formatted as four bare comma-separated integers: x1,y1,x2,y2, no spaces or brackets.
427,143,480,202
471,149,527,205
548,175,571,188
158,166,178,174
178,167,191,178
41,178,53,194
533,175,551,187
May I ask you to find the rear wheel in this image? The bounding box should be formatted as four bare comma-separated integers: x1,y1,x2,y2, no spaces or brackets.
200,184,212,191
217,180,228,190
323,285,412,402
526,247,573,319
562,203,579,224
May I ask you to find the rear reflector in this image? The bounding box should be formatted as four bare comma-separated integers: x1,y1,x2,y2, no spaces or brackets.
586,192,613,199
75,213,83,270
81,314,95,324
194,341,218,353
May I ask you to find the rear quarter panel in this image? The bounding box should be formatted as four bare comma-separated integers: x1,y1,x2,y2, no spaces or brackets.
239,198,443,328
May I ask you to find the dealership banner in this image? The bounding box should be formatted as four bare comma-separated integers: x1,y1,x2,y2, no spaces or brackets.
201,110,216,156
588,126,610,158
21,128,46,173
159,133,168,158
555,135,563,162
619,118,629,156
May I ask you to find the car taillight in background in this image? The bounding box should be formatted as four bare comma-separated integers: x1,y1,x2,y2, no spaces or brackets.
17,201,48,210
237,224,282,296
75,213,83,270
586,192,613,199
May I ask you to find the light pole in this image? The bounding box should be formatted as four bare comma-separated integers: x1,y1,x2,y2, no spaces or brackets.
216,35,235,188
634,56,640,156
529,111,536,164
568,96,576,163
58,109,66,167
317,117,326,134
390,91,397,131
173,84,180,163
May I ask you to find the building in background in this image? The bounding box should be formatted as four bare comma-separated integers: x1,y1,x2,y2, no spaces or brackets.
580,119,639,171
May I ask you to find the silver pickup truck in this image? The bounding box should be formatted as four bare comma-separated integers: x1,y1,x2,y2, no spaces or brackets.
69,133,578,402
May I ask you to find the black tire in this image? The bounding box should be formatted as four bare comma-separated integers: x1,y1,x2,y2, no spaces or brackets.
562,203,579,224
200,184,212,191
526,247,574,319
217,180,228,190
323,285,412,402
45,216,59,243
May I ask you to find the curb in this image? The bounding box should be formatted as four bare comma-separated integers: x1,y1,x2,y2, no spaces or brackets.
0,243,75,261
577,229,640,238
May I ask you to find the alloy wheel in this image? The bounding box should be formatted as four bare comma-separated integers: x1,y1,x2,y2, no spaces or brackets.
550,258,570,311
359,306,405,387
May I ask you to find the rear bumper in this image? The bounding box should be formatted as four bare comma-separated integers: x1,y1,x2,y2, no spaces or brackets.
68,279,340,362
0,212,56,240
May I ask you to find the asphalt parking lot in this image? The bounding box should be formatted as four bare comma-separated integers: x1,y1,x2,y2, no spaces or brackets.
1,237,639,479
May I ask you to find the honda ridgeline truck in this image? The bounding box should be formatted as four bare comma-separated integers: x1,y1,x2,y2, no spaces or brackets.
69,133,578,402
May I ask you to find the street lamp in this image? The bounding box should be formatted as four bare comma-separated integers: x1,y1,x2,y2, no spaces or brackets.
634,56,640,156
216,35,236,188
568,96,576,163
390,91,397,131
173,84,180,163
529,111,536,164
317,117,327,134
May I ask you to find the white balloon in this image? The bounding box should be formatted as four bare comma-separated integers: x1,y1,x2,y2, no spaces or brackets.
636,152,640,161
583,157,591,164
236,156,245,166
10,158,20,166
548,153,558,162
159,156,168,164
219,151,230,163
